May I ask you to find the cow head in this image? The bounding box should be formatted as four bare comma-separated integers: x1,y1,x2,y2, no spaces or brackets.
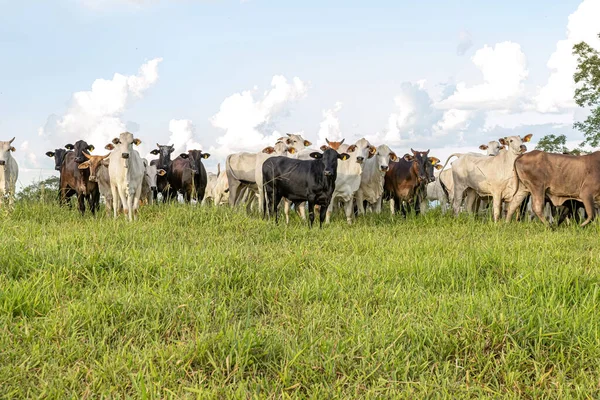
108,132,141,159
426,156,440,183
320,138,345,151
374,144,398,173
403,149,430,183
145,163,166,192
150,143,175,169
72,140,94,164
310,149,350,178
0,137,16,166
77,153,110,182
479,140,504,156
345,138,373,165
183,149,211,174
278,133,312,150
45,148,70,171
499,134,532,155
263,141,295,156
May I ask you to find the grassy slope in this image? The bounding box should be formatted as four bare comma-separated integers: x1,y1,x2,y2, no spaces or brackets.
0,203,599,398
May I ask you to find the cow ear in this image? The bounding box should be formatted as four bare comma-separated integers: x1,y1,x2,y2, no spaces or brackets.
309,152,322,159
46,151,55,157
522,134,533,143
320,145,328,151
479,144,488,150
403,154,414,162
87,145,95,152
286,138,292,145
347,145,357,152
150,149,160,155
262,146,275,154
179,153,189,159
368,145,377,157
112,138,120,144
105,143,115,150
303,140,312,146
202,153,210,159
338,153,350,161
157,169,166,176
498,138,507,146
429,157,440,165
78,161,90,170
133,138,142,146
101,159,110,167
10,147,16,152
287,147,296,154
65,144,74,150
435,164,443,170
389,152,398,162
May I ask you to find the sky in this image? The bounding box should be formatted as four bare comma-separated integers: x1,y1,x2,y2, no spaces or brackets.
1,0,600,188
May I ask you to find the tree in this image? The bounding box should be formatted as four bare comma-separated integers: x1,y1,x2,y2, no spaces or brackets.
535,134,569,153
573,33,600,147
16,176,60,203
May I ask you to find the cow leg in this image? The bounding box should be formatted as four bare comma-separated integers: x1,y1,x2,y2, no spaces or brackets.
319,202,328,228
325,199,335,224
492,195,502,222
356,191,366,215
374,196,382,214
296,202,306,220
77,194,86,215
530,192,548,225
464,190,477,214
272,193,282,224
307,197,316,228
343,199,353,225
580,194,596,227
505,191,529,222
283,199,291,224
389,198,395,215
452,183,466,216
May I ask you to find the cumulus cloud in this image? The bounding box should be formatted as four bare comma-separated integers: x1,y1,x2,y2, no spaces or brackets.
317,102,343,145
535,0,600,112
209,75,308,157
433,109,474,135
167,119,203,154
437,41,528,110
456,30,473,56
38,58,162,151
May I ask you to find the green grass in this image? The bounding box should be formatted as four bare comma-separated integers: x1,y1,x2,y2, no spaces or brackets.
1,202,599,398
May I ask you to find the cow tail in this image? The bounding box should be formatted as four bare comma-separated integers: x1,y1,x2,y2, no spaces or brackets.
511,156,522,200
225,155,242,182
217,163,221,178
439,153,462,202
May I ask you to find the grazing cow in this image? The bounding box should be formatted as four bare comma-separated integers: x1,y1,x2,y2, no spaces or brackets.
354,144,399,214
449,134,532,221
46,147,76,204
211,169,229,206
105,132,145,221
262,148,349,227
143,161,166,205
0,138,18,206
59,140,99,215
77,153,112,213
149,144,176,202
384,149,432,216
202,164,220,205
324,138,373,224
506,150,600,227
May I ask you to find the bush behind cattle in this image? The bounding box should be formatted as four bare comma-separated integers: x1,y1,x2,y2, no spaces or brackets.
1,202,600,398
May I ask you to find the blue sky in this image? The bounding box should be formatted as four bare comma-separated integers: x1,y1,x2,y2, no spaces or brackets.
1,0,598,186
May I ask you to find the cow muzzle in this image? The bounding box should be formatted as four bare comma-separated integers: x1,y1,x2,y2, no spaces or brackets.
324,170,333,177
356,157,364,164
520,145,527,153
55,166,61,171
121,152,130,159
89,175,97,182
380,165,389,172
151,186,157,191
75,157,85,163
0,160,5,166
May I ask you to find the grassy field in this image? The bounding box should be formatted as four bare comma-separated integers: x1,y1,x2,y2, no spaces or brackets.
1,202,599,398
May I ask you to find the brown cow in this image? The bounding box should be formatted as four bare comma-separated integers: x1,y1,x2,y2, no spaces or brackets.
59,140,99,215
384,149,433,216
320,138,345,151
77,153,112,214
506,150,600,227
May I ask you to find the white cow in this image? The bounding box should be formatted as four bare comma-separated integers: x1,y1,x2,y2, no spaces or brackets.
355,144,398,214
211,169,229,206
326,138,373,224
202,163,220,206
426,141,504,212
0,137,18,206
449,134,532,221
143,160,166,205
104,132,145,221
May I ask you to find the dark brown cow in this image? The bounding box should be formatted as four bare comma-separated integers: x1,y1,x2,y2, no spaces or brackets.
384,149,433,217
46,147,76,204
59,140,99,215
506,150,600,227
168,153,197,203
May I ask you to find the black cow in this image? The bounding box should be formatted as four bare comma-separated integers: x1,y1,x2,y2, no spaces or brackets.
186,149,211,202
46,147,76,204
59,140,99,215
149,144,176,202
262,148,349,227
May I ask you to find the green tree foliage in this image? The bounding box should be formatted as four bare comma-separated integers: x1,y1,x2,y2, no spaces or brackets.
573,34,600,147
16,176,60,203
535,134,568,153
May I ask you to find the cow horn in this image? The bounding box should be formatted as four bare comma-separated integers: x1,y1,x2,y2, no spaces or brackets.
326,138,330,145
83,152,92,159
340,138,345,145
9,137,15,144
411,148,416,155
286,133,292,137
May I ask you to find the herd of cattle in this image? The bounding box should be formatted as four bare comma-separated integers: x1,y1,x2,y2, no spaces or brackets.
0,132,598,227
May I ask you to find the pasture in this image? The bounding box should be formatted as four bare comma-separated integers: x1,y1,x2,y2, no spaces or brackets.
1,202,599,398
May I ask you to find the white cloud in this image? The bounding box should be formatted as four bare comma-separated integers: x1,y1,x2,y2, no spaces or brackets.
456,30,473,56
38,58,162,152
209,75,308,157
437,41,528,110
168,119,203,154
317,101,343,145
434,109,474,135
535,0,600,112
